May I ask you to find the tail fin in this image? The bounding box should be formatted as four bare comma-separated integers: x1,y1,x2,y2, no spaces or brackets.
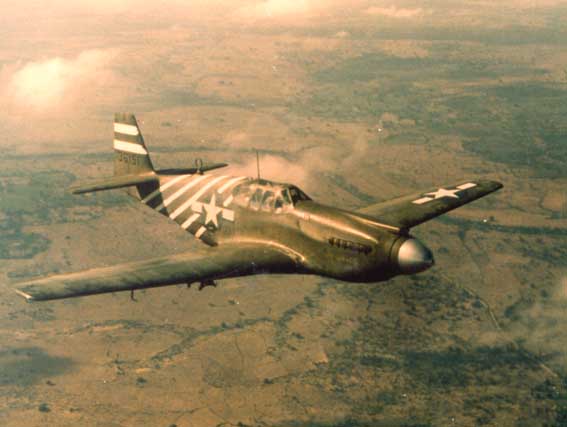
113,113,154,176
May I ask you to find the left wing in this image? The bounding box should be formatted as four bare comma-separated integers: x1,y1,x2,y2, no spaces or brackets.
13,243,300,301
357,180,503,230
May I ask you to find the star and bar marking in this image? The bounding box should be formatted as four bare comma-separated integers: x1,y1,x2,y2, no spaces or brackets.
190,192,235,229
412,182,477,205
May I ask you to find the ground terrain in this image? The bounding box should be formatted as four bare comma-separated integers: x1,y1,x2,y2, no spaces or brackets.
1,2,567,426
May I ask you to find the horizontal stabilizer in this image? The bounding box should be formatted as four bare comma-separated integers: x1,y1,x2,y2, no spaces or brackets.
157,163,228,175
69,173,158,194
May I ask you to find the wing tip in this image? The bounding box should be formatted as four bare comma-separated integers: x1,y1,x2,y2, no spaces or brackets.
475,179,503,192
487,180,504,191
13,288,35,302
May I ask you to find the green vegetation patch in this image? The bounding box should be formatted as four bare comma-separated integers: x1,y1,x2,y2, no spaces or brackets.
0,170,128,224
0,347,73,387
403,346,537,389
313,53,544,84
0,169,130,258
0,231,50,260
295,22,567,46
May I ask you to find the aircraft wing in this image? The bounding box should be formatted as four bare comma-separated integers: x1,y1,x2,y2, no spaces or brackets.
13,243,300,302
357,180,503,230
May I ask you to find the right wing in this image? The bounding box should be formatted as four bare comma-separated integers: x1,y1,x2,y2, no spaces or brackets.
13,243,300,302
357,179,503,230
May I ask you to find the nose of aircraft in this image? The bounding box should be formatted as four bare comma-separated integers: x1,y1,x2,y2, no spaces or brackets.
397,238,435,274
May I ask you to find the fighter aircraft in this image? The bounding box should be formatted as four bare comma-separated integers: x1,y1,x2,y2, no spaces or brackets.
13,114,502,301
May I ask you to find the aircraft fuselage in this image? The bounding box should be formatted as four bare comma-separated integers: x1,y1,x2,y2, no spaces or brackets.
137,173,433,283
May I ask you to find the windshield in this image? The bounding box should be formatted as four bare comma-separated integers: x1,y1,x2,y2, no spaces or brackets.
288,186,311,204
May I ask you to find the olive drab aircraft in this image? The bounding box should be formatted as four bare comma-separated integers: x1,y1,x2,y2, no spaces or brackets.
13,113,503,302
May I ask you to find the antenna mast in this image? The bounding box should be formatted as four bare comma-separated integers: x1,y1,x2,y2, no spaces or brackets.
256,150,261,180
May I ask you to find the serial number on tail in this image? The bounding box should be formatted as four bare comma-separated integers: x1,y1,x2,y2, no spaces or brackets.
118,152,142,165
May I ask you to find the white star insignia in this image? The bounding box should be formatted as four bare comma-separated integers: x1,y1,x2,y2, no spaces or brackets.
203,193,223,228
412,182,477,205
424,188,460,200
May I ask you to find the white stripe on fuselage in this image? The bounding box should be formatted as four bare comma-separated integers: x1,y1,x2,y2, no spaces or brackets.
114,140,147,155
195,226,207,238
155,175,209,211
170,175,229,220
181,213,201,229
141,174,190,204
218,176,247,194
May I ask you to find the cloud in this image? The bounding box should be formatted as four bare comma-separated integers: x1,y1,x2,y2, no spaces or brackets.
0,0,152,16
236,0,311,19
228,154,309,185
365,6,424,18
235,0,347,20
221,127,372,195
0,0,244,22
504,272,567,373
1,49,116,112
236,1,424,22
256,0,310,16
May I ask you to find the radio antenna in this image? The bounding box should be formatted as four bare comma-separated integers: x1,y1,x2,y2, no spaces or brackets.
256,150,261,180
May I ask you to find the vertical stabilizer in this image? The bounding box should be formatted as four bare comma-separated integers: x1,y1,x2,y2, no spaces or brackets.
113,113,154,176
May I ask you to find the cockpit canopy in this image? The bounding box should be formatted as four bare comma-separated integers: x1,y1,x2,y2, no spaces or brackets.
233,179,311,213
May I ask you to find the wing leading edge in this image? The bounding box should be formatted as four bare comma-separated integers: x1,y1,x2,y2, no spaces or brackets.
357,180,503,230
13,243,300,301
